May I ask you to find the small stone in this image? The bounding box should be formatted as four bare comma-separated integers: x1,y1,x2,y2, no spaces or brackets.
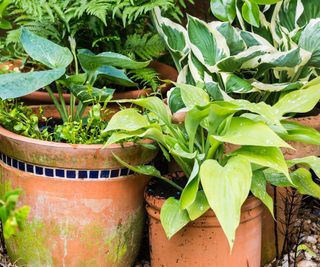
297,260,317,267
305,236,317,244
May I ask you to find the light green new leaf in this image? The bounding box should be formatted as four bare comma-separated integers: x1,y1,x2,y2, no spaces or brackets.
230,146,289,178
210,0,236,23
242,0,260,27
186,190,210,220
131,97,172,125
280,120,320,145
251,0,280,3
0,68,65,100
272,82,320,118
291,168,320,199
299,19,320,68
20,28,72,69
200,156,252,249
176,83,210,108
160,197,190,239
180,160,200,209
251,170,274,216
187,15,229,71
213,117,291,148
105,109,149,132
287,156,320,177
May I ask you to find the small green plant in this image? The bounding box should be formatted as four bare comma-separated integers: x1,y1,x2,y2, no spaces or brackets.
0,182,30,240
104,80,320,249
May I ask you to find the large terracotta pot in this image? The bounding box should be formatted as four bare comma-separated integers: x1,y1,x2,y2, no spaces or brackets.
0,108,158,266
20,61,178,105
145,192,263,267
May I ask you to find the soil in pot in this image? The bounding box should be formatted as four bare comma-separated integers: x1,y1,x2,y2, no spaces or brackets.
145,176,264,267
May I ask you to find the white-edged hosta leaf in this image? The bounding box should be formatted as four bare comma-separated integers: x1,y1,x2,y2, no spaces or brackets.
280,120,320,145
287,156,320,177
213,117,291,148
209,21,246,55
230,146,289,178
186,190,210,221
251,80,305,92
20,28,72,69
180,160,200,209
240,30,274,48
188,52,206,82
0,68,65,99
177,83,210,108
187,15,229,71
299,18,320,68
272,81,320,118
221,73,253,93
251,170,274,216
200,156,252,249
160,197,190,239
210,0,236,23
104,109,149,132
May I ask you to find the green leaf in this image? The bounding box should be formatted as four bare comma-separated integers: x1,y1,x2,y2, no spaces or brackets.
264,169,292,187
186,190,210,220
210,0,236,23
176,83,210,108
221,73,253,93
200,156,252,249
280,120,320,145
213,117,291,148
287,156,320,177
160,197,190,239
242,0,260,27
180,160,200,209
168,87,185,113
297,244,317,257
78,49,150,72
272,81,320,118
69,85,114,103
230,146,289,178
0,68,66,100
251,170,274,216
299,19,320,68
97,66,137,87
187,15,229,70
251,0,280,4
291,168,320,199
105,109,149,132
20,28,72,69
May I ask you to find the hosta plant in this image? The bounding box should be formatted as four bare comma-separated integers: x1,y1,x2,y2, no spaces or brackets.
104,80,320,249
152,7,320,112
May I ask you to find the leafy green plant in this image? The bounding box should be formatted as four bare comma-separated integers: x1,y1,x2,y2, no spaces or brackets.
153,8,320,111
0,182,29,240
104,79,320,249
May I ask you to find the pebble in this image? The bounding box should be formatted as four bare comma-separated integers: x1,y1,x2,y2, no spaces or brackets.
297,260,318,267
305,236,317,244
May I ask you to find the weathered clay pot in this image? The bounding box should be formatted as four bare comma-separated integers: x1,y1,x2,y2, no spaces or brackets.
145,192,263,267
0,107,158,266
0,60,22,72
20,61,178,105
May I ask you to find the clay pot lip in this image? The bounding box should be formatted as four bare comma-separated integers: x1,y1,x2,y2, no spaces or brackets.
0,124,152,150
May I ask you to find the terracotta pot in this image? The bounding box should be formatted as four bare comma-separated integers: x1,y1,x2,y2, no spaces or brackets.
20,61,178,105
261,186,302,265
145,192,263,267
0,60,22,72
0,107,158,266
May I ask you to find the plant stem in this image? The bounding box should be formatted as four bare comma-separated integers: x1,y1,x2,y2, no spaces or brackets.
46,86,68,122
56,82,68,120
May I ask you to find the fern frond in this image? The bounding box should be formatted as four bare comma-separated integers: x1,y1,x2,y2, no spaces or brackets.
129,67,160,91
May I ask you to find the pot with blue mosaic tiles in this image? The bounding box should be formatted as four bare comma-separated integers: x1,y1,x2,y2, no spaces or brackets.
0,124,157,266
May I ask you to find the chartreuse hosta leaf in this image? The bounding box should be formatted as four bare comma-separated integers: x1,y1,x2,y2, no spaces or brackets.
272,79,320,119
280,121,320,145
287,156,320,177
213,117,291,148
176,83,210,108
230,146,289,179
200,156,252,248
187,15,229,72
160,197,190,239
251,170,274,217
0,68,65,99
242,0,260,27
186,190,210,221
20,28,73,69
299,19,320,68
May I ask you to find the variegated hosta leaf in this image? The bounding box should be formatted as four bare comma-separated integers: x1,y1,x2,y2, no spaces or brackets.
188,52,206,82
250,80,305,92
187,15,229,72
208,21,246,55
240,30,274,48
299,19,320,68
220,73,253,93
200,156,252,249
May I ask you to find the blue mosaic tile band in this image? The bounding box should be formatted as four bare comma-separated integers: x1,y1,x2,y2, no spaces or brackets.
0,152,134,180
